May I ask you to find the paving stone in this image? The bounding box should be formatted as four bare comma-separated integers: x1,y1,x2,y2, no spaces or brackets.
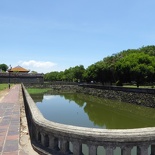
3,140,18,152
0,85,20,155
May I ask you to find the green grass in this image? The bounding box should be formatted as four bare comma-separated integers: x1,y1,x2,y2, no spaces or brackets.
27,88,51,94
123,85,154,89
0,84,10,90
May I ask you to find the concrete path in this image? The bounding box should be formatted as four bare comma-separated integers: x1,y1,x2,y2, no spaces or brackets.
0,85,23,155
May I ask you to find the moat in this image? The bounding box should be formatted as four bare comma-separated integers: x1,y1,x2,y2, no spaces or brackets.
31,92,155,129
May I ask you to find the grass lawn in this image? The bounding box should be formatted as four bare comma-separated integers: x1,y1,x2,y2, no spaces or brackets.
0,84,9,91
27,88,51,94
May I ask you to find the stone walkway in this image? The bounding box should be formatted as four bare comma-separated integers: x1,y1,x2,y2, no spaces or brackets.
0,85,22,155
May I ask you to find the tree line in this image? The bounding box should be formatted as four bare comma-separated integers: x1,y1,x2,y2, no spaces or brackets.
44,45,155,87
0,45,154,87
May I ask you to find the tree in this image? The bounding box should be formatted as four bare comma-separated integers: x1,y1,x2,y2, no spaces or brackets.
0,64,8,72
63,68,74,81
84,64,99,82
44,71,59,81
116,52,155,87
31,71,38,74
140,45,155,56
72,65,85,82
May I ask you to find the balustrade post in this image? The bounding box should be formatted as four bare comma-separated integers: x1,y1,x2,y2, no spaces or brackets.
60,139,70,153
72,141,82,155
137,144,149,155
105,145,115,155
35,131,39,141
151,144,155,155
41,133,49,147
41,133,44,145
30,123,35,139
49,136,59,151
88,145,97,155
121,146,132,155
36,131,41,143
41,133,46,147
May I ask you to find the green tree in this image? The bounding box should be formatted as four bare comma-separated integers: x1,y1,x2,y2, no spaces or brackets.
44,71,60,81
116,52,155,87
0,64,8,72
72,65,85,82
84,64,99,82
31,71,38,74
63,68,74,81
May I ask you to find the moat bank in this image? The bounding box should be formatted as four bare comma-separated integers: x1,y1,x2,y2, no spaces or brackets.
25,84,155,108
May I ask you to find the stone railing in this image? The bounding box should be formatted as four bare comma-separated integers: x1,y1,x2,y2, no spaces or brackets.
21,84,155,155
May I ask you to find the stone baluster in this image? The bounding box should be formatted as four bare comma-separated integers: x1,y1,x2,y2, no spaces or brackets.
137,144,149,155
34,125,38,139
36,131,41,143
72,141,82,155
151,145,155,155
105,145,115,155
60,139,70,153
49,135,59,151
41,133,49,147
88,145,97,155
30,123,35,139
121,146,132,155
34,130,38,141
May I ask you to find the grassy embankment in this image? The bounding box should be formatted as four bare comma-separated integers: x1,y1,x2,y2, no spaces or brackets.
27,88,51,94
26,84,154,95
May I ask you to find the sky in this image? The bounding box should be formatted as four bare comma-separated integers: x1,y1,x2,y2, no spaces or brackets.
0,0,155,73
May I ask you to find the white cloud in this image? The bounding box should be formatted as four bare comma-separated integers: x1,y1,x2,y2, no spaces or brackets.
18,60,57,73
44,95,56,100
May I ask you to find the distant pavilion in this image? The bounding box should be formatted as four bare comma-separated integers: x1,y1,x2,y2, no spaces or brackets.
0,65,44,84
8,65,30,73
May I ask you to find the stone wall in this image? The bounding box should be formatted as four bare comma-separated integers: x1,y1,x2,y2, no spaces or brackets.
0,73,44,84
46,84,155,108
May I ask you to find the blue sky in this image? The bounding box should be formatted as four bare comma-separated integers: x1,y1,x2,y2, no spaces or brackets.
0,0,155,73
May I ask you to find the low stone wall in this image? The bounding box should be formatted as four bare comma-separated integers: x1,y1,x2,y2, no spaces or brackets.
80,87,155,108
79,84,155,94
49,85,155,108
0,73,44,84
22,84,155,155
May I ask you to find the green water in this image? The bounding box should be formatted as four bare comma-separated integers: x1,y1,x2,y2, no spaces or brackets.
31,93,155,129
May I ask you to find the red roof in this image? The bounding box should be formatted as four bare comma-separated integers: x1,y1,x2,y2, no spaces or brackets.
9,66,29,72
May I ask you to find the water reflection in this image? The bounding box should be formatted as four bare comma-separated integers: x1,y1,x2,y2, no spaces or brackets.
31,93,155,129
31,93,44,102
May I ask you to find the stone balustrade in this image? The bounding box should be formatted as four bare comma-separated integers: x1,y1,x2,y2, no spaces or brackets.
21,84,155,155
